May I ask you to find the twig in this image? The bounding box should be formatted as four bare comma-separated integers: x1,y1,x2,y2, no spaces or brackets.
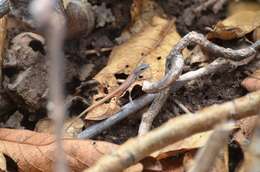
77,93,156,139
0,0,9,18
142,32,260,93
85,47,113,56
138,55,254,136
31,1,67,172
84,90,260,172
188,121,234,172
0,15,7,89
78,57,254,139
138,88,170,136
174,99,192,114
244,117,260,172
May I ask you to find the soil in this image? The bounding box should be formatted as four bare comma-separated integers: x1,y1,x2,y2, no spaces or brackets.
0,0,256,171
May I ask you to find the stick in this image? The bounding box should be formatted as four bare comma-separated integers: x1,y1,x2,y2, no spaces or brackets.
77,93,156,139
84,90,260,172
31,1,68,171
142,32,260,93
188,121,234,172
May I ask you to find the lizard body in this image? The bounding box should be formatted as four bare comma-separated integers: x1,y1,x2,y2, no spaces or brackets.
66,64,149,130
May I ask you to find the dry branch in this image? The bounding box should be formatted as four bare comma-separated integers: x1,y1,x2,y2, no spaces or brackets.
188,122,234,172
84,90,260,172
138,88,170,136
0,15,7,88
31,1,67,171
143,32,260,93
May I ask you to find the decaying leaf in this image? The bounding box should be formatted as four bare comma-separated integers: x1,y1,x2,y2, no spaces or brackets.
233,115,258,149
117,0,165,43
151,131,213,159
35,117,84,137
0,128,117,172
86,17,186,120
228,0,260,16
241,69,260,92
208,10,260,40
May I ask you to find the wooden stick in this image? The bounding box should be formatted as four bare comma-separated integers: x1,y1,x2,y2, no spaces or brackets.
84,90,260,172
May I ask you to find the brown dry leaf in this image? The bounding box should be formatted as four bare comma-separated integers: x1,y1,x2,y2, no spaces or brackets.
233,115,258,149
117,0,165,43
0,128,118,172
241,69,260,92
208,10,260,40
151,131,213,159
86,17,186,120
228,0,260,16
35,117,84,137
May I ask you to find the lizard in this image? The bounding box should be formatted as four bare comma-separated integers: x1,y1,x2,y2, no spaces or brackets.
66,63,149,130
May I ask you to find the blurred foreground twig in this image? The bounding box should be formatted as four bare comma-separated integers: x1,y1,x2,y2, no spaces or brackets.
84,90,260,172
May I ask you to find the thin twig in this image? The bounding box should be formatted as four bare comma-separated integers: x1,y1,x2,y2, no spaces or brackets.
138,88,170,136
174,99,192,114
142,32,260,93
0,15,7,89
84,90,260,172
244,117,260,172
31,1,67,172
0,0,9,18
188,121,234,172
78,57,254,139
77,93,156,139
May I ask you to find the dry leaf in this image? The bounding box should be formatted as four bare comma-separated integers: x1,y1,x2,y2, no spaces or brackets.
228,0,260,16
35,117,84,137
151,131,213,159
117,0,165,43
86,17,186,120
241,69,260,92
233,115,258,149
0,128,117,171
208,10,260,40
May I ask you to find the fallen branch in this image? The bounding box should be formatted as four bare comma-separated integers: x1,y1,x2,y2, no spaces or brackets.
143,31,260,93
138,88,170,136
84,90,260,172
188,121,234,172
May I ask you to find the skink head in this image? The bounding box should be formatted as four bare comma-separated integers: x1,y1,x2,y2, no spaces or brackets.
133,63,149,76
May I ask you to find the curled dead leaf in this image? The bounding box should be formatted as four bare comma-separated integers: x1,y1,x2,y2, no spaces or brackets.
0,128,117,171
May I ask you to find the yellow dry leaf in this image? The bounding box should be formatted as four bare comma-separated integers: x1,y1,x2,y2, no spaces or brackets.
86,17,186,120
208,10,260,40
228,0,260,16
151,131,213,159
117,0,165,43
